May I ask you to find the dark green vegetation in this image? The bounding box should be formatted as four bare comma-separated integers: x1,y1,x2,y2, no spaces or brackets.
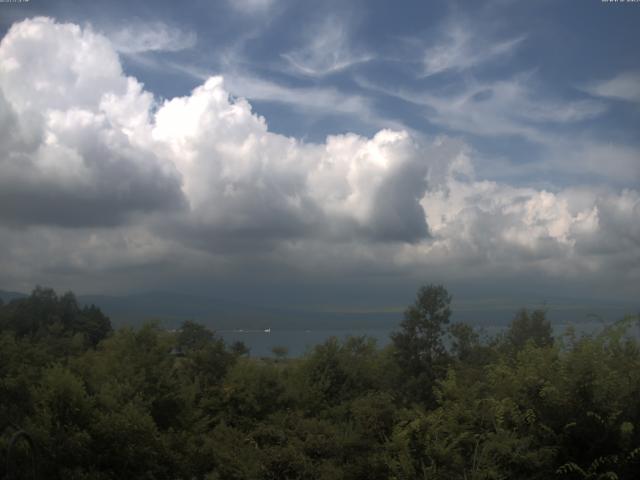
1,286,639,479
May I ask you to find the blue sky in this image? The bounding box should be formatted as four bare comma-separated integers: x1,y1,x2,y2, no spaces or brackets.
0,0,638,315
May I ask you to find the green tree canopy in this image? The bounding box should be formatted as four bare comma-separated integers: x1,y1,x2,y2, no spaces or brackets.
506,308,554,351
391,284,452,404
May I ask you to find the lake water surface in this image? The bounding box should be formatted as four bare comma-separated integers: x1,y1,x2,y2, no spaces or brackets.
219,328,393,357
218,320,631,358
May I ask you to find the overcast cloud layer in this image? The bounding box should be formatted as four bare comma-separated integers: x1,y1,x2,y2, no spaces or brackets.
0,10,638,307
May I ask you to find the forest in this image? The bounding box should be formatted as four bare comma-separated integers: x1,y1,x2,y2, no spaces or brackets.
1,286,639,480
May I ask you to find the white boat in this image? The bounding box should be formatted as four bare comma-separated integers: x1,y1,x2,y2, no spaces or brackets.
264,328,271,334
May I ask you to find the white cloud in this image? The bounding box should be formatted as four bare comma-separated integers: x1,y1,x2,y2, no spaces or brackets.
546,141,640,184
168,61,385,128
0,17,638,300
359,74,607,141
0,18,427,241
228,0,276,15
0,17,184,226
223,74,377,121
584,71,640,103
413,177,638,285
354,74,640,186
0,17,124,113
150,76,430,245
106,22,197,54
422,23,524,76
281,17,372,77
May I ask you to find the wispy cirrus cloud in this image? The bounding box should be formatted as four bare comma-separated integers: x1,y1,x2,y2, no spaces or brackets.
165,60,396,131
421,23,525,77
354,73,640,186
106,21,197,54
224,74,377,120
227,0,277,15
280,17,372,77
357,73,607,142
583,70,640,103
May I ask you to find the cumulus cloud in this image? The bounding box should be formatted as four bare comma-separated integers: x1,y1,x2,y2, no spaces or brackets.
0,17,430,241
0,17,185,226
0,17,639,299
150,77,431,247
410,177,639,289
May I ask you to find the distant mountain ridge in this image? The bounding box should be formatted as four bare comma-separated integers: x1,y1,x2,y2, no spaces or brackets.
0,289,27,303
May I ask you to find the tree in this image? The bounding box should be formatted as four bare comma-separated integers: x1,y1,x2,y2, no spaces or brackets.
391,284,452,404
271,345,289,361
230,340,250,357
177,320,214,352
79,304,112,346
506,308,554,351
448,322,480,362
0,287,111,348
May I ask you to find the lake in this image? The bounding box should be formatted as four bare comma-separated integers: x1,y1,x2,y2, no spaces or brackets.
218,320,632,358
219,328,394,357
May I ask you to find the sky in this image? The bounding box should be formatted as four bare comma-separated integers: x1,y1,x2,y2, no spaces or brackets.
0,0,639,316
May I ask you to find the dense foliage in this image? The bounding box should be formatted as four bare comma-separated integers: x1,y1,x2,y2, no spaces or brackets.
1,286,639,479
